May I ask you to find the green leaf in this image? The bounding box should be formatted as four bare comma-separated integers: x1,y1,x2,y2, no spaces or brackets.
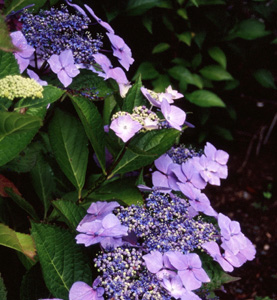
168,65,191,81
52,200,86,231
224,79,240,91
70,95,106,174
253,69,276,89
190,0,199,6
0,112,42,166
109,129,180,177
199,65,233,81
20,264,50,300
177,8,188,20
1,141,43,173
212,125,234,141
189,0,225,4
103,94,117,125
228,19,271,40
208,47,227,69
4,0,47,15
0,223,36,259
30,156,55,217
152,74,171,92
69,69,115,98
5,188,39,220
180,72,204,89
125,0,164,15
133,62,159,80
15,85,65,109
0,50,19,79
191,53,202,70
186,90,226,107
194,31,206,49
122,76,147,113
88,177,143,206
0,273,7,300
0,112,42,138
152,43,170,54
142,15,153,34
31,222,92,300
176,32,192,46
0,15,16,52
48,110,88,196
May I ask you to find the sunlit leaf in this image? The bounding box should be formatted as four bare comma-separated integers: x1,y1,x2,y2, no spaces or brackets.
228,19,271,40
186,90,225,107
199,65,233,81
208,47,227,69
0,223,36,259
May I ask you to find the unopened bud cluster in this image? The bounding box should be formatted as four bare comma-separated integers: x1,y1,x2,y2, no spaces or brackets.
0,75,43,100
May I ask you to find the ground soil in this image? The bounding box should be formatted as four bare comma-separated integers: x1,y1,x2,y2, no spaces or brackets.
206,100,277,300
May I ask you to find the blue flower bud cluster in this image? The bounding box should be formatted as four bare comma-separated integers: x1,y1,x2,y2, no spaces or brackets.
167,144,202,165
117,191,218,253
19,5,102,65
94,247,171,300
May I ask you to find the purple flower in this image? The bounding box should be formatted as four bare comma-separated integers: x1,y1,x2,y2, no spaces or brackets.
174,160,207,190
69,279,104,300
47,50,80,87
166,251,210,291
141,87,173,108
181,290,202,300
78,201,120,226
180,185,217,217
84,4,114,33
26,69,47,86
152,154,179,190
10,31,35,73
76,213,128,249
161,275,186,299
202,241,241,272
192,155,221,186
65,0,89,17
204,142,229,179
221,237,256,266
110,114,142,142
142,250,176,281
165,85,184,99
107,33,134,71
93,53,129,87
143,250,164,274
218,213,247,255
160,99,186,131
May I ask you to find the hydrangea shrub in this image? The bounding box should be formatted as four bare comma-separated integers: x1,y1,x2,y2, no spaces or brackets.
0,2,255,300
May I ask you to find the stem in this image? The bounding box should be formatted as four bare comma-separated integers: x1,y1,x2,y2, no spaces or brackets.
80,174,107,201
106,140,130,180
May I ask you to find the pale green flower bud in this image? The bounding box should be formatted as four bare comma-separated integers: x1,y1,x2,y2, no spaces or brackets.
0,75,43,100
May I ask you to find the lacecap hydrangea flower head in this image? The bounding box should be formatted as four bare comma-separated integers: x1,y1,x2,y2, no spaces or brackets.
11,2,134,94
69,143,255,300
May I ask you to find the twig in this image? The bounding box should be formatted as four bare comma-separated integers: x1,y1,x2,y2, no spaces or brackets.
263,112,277,145
256,125,267,156
237,132,258,173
